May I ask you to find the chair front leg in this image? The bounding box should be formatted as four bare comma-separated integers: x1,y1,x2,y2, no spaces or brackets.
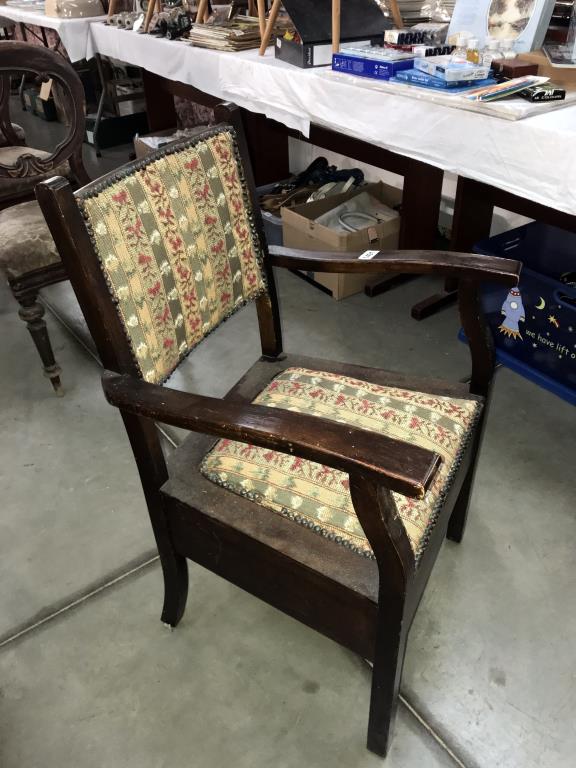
368,594,410,757
349,475,414,757
11,282,63,394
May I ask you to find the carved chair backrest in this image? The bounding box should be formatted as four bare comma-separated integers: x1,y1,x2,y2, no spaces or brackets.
37,118,282,385
0,42,87,182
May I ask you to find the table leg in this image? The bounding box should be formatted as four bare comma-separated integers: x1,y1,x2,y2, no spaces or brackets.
368,158,443,298
18,24,28,110
141,69,178,132
93,54,110,158
410,175,494,320
241,109,290,186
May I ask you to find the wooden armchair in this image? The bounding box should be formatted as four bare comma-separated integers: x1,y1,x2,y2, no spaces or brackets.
0,42,90,393
36,105,521,757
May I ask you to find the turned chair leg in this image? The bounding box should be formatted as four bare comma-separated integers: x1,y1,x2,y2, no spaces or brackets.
367,604,409,757
16,294,63,395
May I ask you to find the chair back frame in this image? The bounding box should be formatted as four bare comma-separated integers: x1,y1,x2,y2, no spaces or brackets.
0,41,89,186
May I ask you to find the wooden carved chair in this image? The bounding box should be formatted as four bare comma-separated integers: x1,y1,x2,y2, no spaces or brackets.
37,105,521,757
0,42,90,393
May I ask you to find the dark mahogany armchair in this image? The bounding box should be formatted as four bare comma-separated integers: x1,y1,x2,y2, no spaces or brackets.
0,42,89,393
36,105,521,757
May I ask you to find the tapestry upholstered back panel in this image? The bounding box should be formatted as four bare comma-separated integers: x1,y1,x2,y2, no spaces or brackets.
79,129,267,384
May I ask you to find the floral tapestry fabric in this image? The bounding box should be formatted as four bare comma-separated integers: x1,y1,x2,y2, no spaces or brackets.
201,367,482,563
80,131,266,384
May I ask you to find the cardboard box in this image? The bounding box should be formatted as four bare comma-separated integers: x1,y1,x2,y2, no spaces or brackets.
282,182,402,300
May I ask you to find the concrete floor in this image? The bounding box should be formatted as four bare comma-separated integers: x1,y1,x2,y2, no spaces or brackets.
1,107,575,768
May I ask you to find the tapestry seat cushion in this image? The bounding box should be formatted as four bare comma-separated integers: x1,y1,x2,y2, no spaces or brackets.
0,200,60,279
201,367,482,564
0,146,71,202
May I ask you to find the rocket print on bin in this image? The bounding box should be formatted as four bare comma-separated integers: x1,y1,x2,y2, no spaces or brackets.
499,287,525,339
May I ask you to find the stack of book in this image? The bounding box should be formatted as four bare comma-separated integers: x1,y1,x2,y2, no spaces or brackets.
187,17,291,52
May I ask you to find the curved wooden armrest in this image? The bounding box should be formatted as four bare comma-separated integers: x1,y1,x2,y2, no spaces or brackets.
102,371,442,500
268,245,521,285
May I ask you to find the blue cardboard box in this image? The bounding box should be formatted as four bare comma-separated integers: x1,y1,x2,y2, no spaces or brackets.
332,51,414,80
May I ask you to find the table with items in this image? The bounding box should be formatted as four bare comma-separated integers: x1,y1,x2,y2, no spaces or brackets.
0,5,105,62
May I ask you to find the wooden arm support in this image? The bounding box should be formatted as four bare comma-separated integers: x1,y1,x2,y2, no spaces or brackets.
268,246,521,286
102,371,442,500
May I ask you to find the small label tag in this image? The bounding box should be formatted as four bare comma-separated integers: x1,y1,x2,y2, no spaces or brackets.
39,78,53,101
358,250,379,260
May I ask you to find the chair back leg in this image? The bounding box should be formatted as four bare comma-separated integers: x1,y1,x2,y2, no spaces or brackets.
447,408,489,543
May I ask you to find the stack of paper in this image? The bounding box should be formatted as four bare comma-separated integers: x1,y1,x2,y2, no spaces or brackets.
187,16,291,51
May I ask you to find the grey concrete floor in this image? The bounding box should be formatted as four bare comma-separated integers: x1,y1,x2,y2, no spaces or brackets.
1,107,575,767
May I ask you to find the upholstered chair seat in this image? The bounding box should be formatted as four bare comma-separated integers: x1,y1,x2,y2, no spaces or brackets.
0,200,60,279
201,366,482,562
0,146,71,203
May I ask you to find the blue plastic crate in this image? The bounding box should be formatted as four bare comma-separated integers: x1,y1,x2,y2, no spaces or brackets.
467,223,576,405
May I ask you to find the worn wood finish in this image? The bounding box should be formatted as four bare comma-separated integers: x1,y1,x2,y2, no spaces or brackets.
37,108,520,758
102,371,442,497
269,245,522,284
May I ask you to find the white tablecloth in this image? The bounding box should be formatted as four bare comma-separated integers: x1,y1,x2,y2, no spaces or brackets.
88,22,576,218
0,7,105,62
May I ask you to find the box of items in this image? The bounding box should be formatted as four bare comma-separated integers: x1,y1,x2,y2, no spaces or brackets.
275,0,390,68
282,181,401,299
414,55,490,82
332,47,414,80
466,223,576,405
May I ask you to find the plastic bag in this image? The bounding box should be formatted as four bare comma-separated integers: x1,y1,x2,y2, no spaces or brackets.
421,1,452,22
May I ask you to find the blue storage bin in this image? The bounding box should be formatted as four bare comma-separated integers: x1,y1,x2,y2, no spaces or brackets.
470,223,576,405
